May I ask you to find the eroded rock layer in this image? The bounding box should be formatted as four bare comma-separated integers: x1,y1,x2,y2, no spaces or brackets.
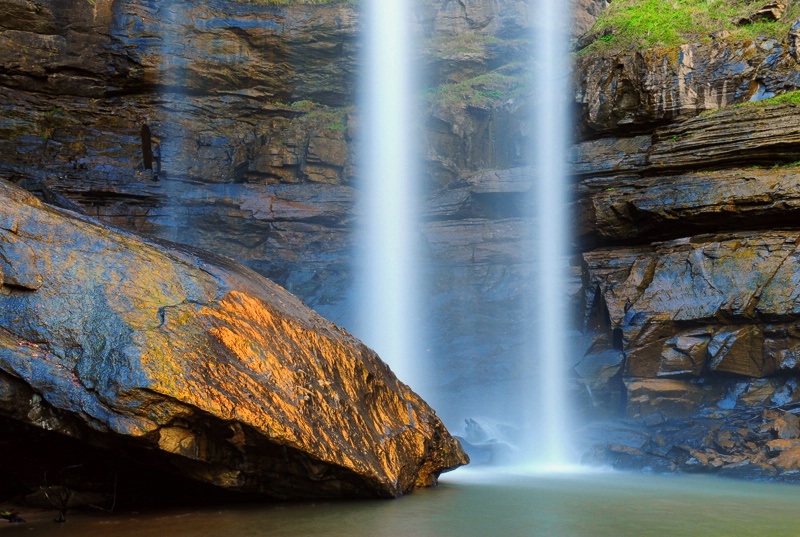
574,13,800,477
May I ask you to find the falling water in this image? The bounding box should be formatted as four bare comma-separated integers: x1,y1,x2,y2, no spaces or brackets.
356,0,420,386
356,0,573,463
526,0,573,467
152,0,191,243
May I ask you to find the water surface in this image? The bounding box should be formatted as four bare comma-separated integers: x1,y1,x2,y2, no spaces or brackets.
7,470,800,536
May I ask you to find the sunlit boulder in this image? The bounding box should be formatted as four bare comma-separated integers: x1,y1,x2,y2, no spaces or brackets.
0,179,467,499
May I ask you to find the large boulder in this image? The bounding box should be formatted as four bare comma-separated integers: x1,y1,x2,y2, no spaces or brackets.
0,179,467,499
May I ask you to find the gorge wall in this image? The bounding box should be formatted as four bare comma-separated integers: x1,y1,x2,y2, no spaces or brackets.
574,2,800,477
0,0,554,431
7,0,800,479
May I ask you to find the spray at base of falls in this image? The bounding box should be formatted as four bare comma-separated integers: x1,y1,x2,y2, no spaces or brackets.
525,0,574,469
356,0,421,390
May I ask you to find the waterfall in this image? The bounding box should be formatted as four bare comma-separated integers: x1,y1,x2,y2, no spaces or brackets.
356,0,573,466
526,0,573,468
356,0,421,387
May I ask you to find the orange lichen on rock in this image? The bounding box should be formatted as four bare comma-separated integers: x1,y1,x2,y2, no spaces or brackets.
0,178,467,499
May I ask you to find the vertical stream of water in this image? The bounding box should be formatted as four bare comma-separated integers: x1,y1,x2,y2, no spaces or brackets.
527,0,573,467
358,0,573,465
357,0,420,387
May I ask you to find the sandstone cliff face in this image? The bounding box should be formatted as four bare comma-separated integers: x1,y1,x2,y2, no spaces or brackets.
0,178,466,499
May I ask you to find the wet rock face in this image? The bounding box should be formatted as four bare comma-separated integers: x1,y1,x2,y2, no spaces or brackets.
574,15,800,477
0,0,556,433
0,0,358,102
0,179,467,499
584,232,800,380
584,405,800,480
574,37,800,138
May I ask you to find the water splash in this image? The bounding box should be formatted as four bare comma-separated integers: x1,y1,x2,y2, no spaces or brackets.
526,0,573,467
356,0,421,386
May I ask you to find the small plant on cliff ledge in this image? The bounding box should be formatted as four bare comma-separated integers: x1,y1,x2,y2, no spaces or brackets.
424,68,525,110
583,0,800,54
39,106,68,140
738,89,800,108
429,31,502,57
290,100,316,111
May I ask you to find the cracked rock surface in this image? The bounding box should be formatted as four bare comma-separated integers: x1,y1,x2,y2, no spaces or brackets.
0,179,467,500
573,14,800,477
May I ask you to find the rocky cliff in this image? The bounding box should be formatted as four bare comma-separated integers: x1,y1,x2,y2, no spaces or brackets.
574,1,800,478
8,0,800,481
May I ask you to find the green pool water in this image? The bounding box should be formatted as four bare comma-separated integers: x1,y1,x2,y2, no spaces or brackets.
8,469,800,536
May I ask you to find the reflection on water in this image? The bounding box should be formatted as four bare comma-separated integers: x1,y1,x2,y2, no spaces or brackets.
8,470,800,537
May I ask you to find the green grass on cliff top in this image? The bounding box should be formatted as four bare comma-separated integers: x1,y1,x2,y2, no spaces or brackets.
584,0,800,53
738,88,800,107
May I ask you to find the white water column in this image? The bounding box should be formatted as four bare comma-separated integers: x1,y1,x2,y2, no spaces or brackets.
357,0,421,386
528,0,572,467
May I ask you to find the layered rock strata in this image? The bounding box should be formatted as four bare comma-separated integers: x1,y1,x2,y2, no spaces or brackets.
574,19,800,477
0,0,559,431
575,34,800,137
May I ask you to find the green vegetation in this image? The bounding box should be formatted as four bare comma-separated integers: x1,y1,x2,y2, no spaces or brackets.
749,159,800,170
306,107,349,132
695,88,800,120
290,100,316,111
772,160,800,168
738,89,800,108
430,31,502,56
40,106,68,140
280,99,351,132
424,68,525,109
583,0,800,54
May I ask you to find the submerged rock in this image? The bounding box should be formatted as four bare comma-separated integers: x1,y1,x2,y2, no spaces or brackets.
454,418,522,465
0,179,467,499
